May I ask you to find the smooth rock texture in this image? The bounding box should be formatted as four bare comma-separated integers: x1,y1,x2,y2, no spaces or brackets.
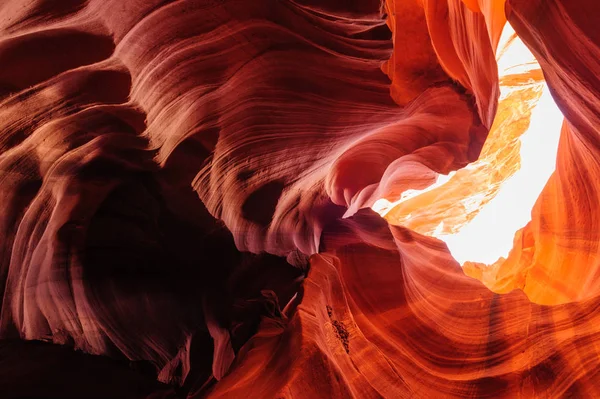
0,0,599,398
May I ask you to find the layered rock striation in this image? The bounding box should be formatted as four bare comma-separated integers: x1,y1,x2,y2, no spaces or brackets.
1,0,600,397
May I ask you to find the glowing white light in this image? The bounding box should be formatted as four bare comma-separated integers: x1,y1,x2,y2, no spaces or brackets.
439,82,562,264
372,172,456,216
371,198,393,215
373,24,564,266
437,24,563,265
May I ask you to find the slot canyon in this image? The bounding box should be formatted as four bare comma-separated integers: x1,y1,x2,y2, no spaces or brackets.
1,0,600,397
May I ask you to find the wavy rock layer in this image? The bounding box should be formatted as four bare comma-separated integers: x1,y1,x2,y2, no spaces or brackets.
464,0,600,305
0,0,600,398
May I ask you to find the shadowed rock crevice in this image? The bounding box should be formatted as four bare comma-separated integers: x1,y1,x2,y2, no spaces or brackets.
241,180,285,227
326,305,350,354
0,29,115,93
2,0,600,398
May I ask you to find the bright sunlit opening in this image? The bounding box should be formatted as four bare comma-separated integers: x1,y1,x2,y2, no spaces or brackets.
439,83,562,264
373,24,563,266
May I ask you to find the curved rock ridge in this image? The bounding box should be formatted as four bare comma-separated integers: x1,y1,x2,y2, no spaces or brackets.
380,25,548,250
456,0,600,306
0,0,599,398
208,212,600,398
378,22,566,301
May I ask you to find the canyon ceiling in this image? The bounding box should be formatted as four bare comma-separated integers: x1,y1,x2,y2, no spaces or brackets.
1,0,600,398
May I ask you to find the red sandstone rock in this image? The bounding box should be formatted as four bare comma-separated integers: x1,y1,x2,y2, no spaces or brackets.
0,0,599,398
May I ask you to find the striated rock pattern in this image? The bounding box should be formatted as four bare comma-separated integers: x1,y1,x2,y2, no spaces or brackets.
1,0,600,398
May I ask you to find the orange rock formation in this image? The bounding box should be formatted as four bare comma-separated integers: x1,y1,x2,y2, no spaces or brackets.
1,0,600,398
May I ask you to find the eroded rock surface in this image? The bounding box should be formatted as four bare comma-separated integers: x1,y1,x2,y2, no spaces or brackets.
1,0,600,398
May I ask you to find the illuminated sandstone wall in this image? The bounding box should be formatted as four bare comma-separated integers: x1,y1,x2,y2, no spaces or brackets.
1,0,600,398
